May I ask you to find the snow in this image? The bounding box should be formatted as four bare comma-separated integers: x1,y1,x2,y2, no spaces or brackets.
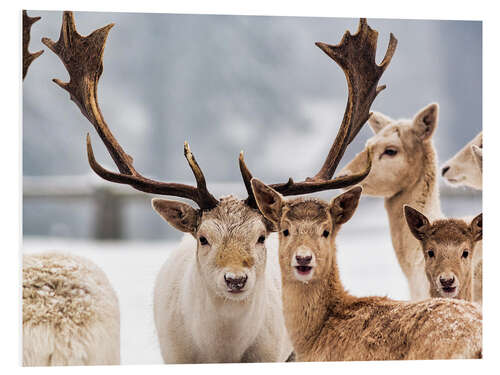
22,195,481,364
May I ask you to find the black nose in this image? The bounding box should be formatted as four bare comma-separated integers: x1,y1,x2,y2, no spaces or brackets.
296,255,312,266
441,166,450,177
439,276,455,287
224,275,248,290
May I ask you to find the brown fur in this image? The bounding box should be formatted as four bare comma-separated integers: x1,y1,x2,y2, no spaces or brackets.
404,207,482,302
251,180,482,361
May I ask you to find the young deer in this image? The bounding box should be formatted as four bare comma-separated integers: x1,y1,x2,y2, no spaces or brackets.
43,14,396,363
441,131,482,190
251,179,482,361
339,104,444,300
404,206,482,302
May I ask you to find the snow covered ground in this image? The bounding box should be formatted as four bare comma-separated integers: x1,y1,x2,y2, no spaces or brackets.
22,195,481,365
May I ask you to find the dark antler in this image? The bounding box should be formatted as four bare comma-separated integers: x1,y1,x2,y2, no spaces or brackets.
23,10,44,80
241,18,397,207
42,11,218,210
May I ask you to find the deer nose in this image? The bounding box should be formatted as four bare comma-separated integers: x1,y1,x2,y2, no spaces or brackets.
439,275,455,287
224,274,248,290
295,255,312,266
441,166,450,177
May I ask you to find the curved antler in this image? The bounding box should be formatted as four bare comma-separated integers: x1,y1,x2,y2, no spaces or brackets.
23,10,44,80
42,11,218,210
241,18,396,207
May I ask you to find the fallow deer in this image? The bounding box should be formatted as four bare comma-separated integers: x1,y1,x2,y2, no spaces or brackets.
404,206,482,302
23,252,120,366
251,179,482,361
441,131,482,190
339,104,444,300
43,13,396,363
441,132,483,303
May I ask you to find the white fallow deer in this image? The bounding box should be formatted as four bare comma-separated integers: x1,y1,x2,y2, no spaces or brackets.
43,14,396,363
339,103,444,301
404,206,482,302
441,132,483,303
441,131,482,190
250,179,482,361
23,253,120,366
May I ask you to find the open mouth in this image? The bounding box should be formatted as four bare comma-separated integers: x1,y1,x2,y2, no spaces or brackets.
441,286,457,294
295,265,313,275
227,289,244,294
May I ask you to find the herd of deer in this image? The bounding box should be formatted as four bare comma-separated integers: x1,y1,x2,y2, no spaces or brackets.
22,11,483,365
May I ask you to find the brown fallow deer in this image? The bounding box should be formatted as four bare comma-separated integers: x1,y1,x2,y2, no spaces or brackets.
404,205,482,302
42,13,396,363
250,179,482,361
441,131,483,303
23,10,43,80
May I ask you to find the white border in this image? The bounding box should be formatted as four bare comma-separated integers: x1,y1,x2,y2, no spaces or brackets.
3,0,499,373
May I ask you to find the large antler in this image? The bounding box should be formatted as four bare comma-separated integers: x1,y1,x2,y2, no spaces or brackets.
42,11,219,210
23,10,44,80
241,18,397,207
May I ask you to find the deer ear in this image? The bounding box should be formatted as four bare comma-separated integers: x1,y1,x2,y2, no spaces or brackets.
413,103,438,140
330,187,362,225
368,112,393,133
152,199,199,234
470,213,482,242
404,205,430,241
471,145,483,170
251,178,284,226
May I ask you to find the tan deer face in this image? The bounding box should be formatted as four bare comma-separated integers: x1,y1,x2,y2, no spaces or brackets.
404,206,482,299
340,103,439,197
251,179,361,284
441,131,482,190
152,196,269,301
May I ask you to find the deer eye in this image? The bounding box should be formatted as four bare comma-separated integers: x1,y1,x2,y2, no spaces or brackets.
257,235,266,244
283,229,290,237
199,236,209,246
427,250,435,258
383,147,398,157
462,250,469,259
322,230,330,238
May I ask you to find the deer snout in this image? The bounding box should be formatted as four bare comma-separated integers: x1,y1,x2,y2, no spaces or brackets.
439,275,455,288
441,165,450,177
224,272,248,292
295,255,312,266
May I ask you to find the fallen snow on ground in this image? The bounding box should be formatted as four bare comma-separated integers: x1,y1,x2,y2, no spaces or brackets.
22,225,404,365
22,195,481,364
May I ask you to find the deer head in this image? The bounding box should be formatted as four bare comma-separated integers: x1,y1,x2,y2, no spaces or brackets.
339,103,439,198
43,13,396,299
441,132,482,190
251,179,362,283
404,206,482,299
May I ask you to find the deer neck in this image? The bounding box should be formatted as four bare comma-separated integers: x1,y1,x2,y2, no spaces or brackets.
280,248,349,357
384,143,442,283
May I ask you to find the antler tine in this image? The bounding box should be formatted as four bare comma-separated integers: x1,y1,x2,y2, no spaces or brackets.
239,151,258,208
311,19,397,181
23,10,44,80
240,18,395,200
44,11,218,210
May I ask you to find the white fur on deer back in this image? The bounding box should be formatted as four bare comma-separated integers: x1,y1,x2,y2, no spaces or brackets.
153,233,291,363
23,252,120,366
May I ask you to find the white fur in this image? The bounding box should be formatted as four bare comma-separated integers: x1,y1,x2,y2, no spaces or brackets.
23,252,120,366
153,233,292,363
